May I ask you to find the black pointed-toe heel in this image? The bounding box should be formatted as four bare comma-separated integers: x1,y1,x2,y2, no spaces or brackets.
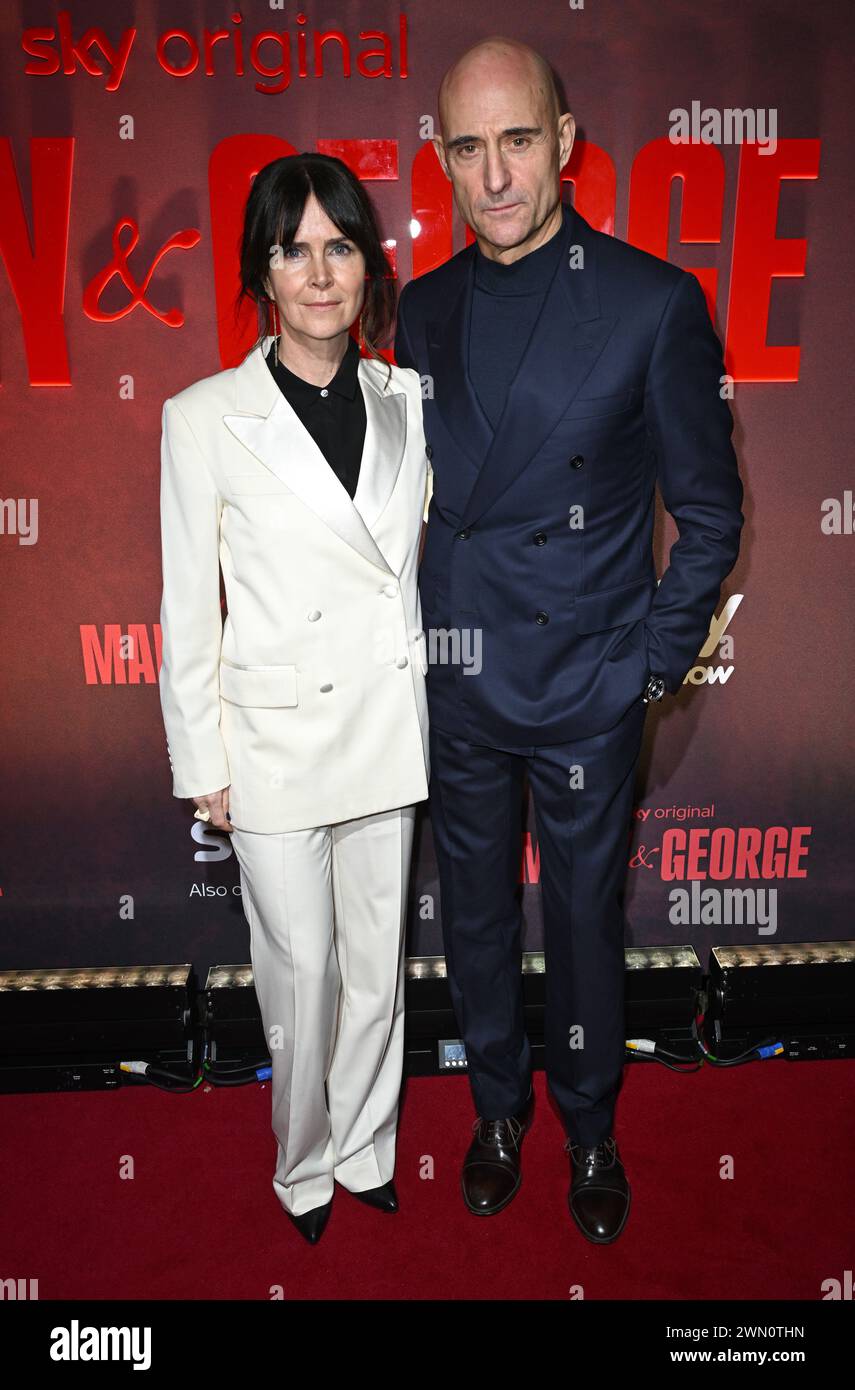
286,1197,333,1244
350,1180,399,1212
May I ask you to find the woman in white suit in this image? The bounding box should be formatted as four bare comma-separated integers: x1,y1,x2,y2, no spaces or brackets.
158,154,430,1244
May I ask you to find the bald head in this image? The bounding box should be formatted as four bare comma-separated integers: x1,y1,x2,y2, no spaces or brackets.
437,37,561,139
430,36,574,264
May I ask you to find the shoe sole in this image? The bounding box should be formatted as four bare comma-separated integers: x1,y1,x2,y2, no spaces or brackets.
567,1182,631,1244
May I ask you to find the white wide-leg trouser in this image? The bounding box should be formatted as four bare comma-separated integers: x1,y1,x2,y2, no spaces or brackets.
231,804,416,1217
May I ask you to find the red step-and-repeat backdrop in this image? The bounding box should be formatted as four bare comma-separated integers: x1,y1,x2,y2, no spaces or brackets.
2,1,852,973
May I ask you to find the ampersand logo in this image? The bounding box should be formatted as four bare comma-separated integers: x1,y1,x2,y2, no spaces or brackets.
629,844,661,870
84,217,200,325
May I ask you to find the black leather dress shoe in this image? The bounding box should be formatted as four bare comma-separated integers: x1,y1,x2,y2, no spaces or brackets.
461,1087,534,1216
286,1197,333,1244
350,1179,398,1212
565,1135,631,1243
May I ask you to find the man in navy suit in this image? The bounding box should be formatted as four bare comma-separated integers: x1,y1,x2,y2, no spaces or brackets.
394,36,743,1243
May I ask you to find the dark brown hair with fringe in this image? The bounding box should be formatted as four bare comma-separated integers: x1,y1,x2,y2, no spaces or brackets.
234,152,396,387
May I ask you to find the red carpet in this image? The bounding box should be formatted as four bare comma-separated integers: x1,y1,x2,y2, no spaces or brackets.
2,1060,852,1300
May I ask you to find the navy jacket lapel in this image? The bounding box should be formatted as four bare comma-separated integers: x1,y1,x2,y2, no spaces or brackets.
426,203,617,529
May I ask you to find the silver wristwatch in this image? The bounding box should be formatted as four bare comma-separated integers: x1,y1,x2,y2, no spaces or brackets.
643,673,667,704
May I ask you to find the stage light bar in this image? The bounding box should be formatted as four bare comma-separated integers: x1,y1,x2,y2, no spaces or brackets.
0,965,197,1093
707,940,855,1058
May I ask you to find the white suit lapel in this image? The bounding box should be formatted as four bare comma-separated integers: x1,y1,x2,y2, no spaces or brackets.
222,336,407,576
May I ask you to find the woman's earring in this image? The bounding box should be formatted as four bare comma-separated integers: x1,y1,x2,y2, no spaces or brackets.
269,294,280,351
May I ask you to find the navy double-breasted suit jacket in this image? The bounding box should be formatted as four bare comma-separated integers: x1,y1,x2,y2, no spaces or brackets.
394,200,744,745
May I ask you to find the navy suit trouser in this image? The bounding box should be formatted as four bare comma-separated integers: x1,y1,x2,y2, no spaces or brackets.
427,696,647,1148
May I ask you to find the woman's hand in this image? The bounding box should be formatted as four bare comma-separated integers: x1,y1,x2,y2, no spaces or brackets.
192,787,232,833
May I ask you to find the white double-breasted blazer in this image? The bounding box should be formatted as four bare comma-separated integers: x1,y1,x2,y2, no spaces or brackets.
158,334,431,833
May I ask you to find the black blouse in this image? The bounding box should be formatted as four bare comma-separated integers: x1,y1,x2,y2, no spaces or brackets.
265,334,366,500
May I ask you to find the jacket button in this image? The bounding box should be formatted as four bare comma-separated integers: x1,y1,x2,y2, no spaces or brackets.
395,656,409,668
307,609,322,621
533,531,548,545
425,444,433,459
320,683,333,692
535,611,549,625
383,583,398,598
456,528,471,540
569,454,585,469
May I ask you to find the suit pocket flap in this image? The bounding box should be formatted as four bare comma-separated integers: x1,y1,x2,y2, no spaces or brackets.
219,661,298,707
562,387,638,420
575,577,656,634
